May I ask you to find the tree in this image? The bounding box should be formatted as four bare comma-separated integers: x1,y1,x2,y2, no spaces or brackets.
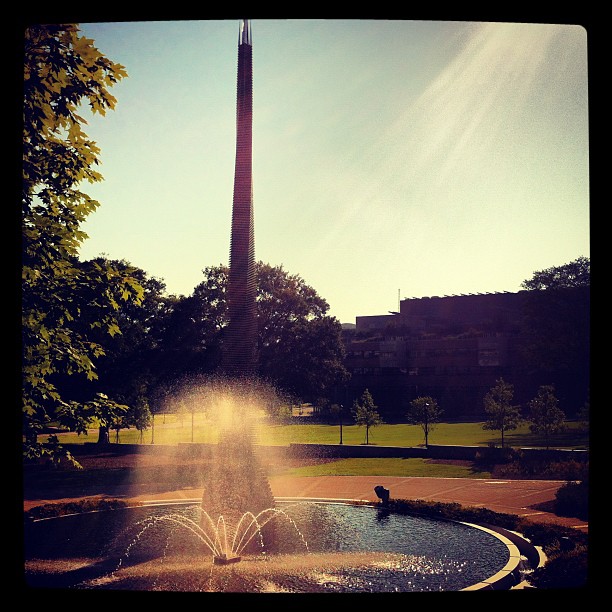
256,262,349,401
132,396,152,444
577,394,589,432
352,389,383,445
482,378,522,448
520,257,590,415
180,262,349,403
527,385,566,450
49,258,170,443
521,257,590,290
406,396,443,448
153,265,228,384
22,24,144,463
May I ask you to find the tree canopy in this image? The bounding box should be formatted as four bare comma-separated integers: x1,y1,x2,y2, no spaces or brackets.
482,378,522,448
352,389,383,444
22,24,144,462
158,262,349,404
520,257,589,414
527,385,566,450
521,257,590,291
406,396,443,447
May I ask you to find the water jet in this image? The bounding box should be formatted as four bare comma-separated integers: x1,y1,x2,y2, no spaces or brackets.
24,498,529,592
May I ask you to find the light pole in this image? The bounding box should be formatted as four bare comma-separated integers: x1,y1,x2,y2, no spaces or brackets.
424,402,430,448
339,404,343,445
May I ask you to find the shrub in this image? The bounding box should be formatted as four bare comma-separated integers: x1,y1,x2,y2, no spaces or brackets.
520,521,586,549
496,459,588,481
475,444,523,466
24,497,136,521
555,480,589,520
528,545,588,589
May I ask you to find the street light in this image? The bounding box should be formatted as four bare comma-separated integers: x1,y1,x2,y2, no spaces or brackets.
339,404,343,445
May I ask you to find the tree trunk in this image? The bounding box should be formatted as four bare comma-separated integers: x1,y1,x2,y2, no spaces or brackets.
97,425,110,444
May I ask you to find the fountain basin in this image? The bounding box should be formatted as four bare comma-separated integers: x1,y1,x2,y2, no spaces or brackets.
24,500,525,592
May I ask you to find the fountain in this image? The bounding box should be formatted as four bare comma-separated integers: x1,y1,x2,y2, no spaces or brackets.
24,495,522,592
22,20,531,592
24,379,529,593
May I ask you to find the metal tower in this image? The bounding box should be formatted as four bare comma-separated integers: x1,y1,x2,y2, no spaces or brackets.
223,19,257,376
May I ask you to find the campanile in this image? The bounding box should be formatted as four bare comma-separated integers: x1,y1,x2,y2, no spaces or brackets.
223,19,257,375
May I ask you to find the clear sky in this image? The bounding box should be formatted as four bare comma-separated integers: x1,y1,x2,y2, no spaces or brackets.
75,19,589,324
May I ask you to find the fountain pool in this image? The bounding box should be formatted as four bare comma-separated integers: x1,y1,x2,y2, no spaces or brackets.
24,499,523,592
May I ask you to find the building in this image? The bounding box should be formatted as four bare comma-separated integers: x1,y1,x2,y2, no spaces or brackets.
340,291,542,420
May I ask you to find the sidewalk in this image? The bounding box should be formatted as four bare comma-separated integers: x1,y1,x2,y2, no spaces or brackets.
23,474,588,532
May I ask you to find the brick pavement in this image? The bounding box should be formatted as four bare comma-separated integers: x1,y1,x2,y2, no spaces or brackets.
24,475,588,532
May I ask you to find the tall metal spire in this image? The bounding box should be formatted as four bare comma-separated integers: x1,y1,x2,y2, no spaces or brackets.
239,18,251,46
223,19,257,376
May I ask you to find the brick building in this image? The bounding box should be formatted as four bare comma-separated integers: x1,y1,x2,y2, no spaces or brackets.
337,291,551,420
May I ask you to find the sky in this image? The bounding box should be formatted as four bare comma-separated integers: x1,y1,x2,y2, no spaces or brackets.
74,19,589,324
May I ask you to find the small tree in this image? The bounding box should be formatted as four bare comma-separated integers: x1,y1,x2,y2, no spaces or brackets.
132,396,153,444
406,396,443,448
482,378,521,448
352,389,383,445
528,385,566,450
577,394,589,432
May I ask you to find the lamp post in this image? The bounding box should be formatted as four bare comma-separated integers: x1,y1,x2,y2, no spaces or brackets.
339,404,343,445
424,402,430,448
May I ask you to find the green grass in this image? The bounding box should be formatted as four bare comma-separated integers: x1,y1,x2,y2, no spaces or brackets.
42,414,589,450
281,457,492,479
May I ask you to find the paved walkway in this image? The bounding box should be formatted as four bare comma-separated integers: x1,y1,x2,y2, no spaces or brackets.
24,475,588,532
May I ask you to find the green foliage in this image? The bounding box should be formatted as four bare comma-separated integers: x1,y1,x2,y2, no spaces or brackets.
527,385,566,449
521,257,590,291
256,262,349,401
554,480,589,520
153,265,228,383
528,545,588,590
25,497,135,520
352,389,384,444
22,24,144,463
475,444,523,466
520,258,590,415
406,396,443,447
577,396,589,429
385,498,523,531
132,396,152,442
166,262,349,402
495,459,588,481
482,378,522,447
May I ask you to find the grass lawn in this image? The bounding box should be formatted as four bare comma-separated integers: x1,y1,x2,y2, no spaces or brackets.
280,457,492,479
43,414,589,450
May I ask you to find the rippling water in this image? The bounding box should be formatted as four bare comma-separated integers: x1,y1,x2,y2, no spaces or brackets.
24,502,509,592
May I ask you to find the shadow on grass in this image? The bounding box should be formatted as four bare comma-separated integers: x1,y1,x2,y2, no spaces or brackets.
23,465,206,502
490,427,589,449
